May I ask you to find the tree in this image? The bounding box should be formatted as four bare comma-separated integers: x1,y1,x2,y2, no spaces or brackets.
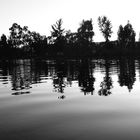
29,31,46,54
51,19,65,51
0,34,8,56
9,23,47,56
77,19,94,45
65,30,78,46
98,16,112,42
117,21,136,47
139,33,140,42
117,25,125,43
9,23,23,48
9,23,32,48
21,26,32,46
0,34,7,47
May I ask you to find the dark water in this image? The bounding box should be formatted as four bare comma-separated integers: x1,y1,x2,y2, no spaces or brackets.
1,58,140,140
0,58,139,98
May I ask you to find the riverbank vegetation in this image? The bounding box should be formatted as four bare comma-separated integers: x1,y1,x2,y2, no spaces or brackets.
0,16,140,58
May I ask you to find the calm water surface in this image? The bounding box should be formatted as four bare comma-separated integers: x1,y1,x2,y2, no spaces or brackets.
0,58,140,140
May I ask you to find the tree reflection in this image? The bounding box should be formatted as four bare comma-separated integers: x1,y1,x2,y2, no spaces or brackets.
53,71,66,93
53,60,66,99
137,59,140,81
78,59,95,95
9,59,51,95
0,58,138,98
11,60,32,91
118,58,136,92
0,60,9,83
98,60,113,96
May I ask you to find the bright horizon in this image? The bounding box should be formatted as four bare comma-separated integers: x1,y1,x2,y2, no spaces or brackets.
0,0,140,41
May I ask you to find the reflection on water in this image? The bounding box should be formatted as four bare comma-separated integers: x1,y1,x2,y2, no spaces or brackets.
98,60,113,96
11,60,32,91
118,58,136,92
1,58,140,140
12,91,30,95
0,58,139,98
78,59,95,95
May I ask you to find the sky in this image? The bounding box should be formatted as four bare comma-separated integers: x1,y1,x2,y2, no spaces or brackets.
0,0,140,41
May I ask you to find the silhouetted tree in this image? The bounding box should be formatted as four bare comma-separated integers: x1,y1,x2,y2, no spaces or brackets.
117,21,135,47
65,30,77,45
139,33,140,42
30,32,43,43
77,19,94,45
117,25,125,44
28,31,44,54
21,26,32,47
0,34,8,56
9,23,47,56
9,23,33,48
9,23,23,48
51,19,66,52
0,34,7,47
98,16,112,42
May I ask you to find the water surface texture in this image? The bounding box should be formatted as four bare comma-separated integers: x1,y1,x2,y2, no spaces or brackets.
0,58,140,140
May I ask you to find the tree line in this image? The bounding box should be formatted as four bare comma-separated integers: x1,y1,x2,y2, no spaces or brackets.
0,16,138,58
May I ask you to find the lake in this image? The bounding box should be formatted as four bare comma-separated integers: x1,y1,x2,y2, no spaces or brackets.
0,58,140,140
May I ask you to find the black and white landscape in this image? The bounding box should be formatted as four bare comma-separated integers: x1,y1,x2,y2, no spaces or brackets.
0,0,140,140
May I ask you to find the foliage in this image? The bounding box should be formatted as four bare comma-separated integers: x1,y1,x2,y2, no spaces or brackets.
51,19,65,44
9,23,23,47
0,34,7,46
9,23,33,48
77,19,94,45
117,25,125,43
65,30,77,45
98,16,112,42
0,18,139,58
118,21,135,46
8,23,48,55
51,19,66,52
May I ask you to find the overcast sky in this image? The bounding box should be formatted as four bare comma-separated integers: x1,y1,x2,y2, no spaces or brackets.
0,0,140,41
